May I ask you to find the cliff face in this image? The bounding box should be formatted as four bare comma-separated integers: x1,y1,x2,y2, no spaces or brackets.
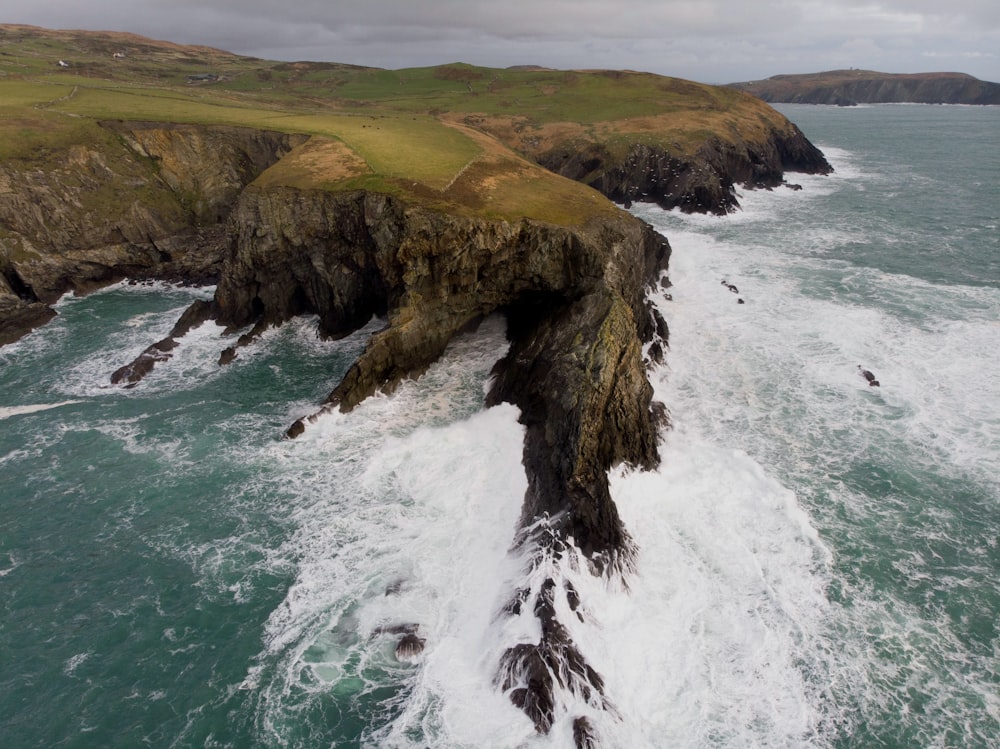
0,123,304,344
110,179,668,566
215,187,668,459
729,70,1000,106
536,124,830,214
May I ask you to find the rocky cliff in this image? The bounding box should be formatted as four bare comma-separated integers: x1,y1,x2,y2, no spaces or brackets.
533,125,829,214
729,69,1000,106
0,27,839,744
108,168,670,743
0,122,304,344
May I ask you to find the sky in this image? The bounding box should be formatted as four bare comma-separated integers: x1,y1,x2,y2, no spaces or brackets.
6,0,999,84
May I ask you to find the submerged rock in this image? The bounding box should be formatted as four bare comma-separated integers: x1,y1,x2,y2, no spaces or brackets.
573,716,599,749
394,633,426,661
110,299,216,385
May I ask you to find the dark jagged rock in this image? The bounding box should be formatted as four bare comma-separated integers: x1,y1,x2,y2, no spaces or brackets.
217,318,270,367
503,587,532,616
0,294,57,347
497,577,613,734
486,284,660,572
573,716,599,749
858,365,880,387
110,299,215,384
565,580,581,613
650,400,670,431
395,633,426,661
368,623,426,660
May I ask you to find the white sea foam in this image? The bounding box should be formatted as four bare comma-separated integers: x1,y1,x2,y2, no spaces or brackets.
632,159,1000,744
63,651,92,677
0,400,84,419
592,442,836,748
240,316,547,746
636,184,1000,492
227,285,862,748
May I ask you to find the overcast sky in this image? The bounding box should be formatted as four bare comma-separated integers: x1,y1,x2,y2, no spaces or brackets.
7,0,999,83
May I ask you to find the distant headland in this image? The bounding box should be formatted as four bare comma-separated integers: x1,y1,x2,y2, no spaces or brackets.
727,69,1000,106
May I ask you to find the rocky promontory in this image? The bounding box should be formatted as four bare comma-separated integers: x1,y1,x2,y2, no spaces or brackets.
533,126,828,214
107,167,671,742
209,186,669,560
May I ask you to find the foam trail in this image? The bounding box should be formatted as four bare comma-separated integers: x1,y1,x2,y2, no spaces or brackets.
0,401,84,419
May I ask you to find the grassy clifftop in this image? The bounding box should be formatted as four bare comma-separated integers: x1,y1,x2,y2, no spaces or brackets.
0,24,807,224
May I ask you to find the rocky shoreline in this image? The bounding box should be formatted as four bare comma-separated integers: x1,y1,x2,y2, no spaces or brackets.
1,116,827,745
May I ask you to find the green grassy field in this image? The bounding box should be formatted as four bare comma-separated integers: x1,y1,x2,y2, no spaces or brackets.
0,24,792,224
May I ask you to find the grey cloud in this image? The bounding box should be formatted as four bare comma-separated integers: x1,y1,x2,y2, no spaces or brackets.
4,0,998,82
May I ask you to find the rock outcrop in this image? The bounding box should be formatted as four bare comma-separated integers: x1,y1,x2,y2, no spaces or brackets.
536,126,830,214
111,179,669,742
213,183,668,566
205,186,668,457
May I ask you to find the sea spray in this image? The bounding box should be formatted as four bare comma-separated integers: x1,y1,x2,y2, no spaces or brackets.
628,103,1000,747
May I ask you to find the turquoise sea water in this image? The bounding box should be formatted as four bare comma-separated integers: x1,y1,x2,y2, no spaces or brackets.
2,104,998,747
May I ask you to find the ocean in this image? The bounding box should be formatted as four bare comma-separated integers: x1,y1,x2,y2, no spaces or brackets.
1,103,998,748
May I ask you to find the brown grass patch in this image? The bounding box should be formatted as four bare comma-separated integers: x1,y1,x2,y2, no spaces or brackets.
252,136,370,189
435,119,616,224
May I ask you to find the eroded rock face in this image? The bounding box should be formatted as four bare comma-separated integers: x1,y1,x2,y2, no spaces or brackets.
486,284,661,571
211,187,668,429
539,127,831,214
105,122,308,226
0,123,304,344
